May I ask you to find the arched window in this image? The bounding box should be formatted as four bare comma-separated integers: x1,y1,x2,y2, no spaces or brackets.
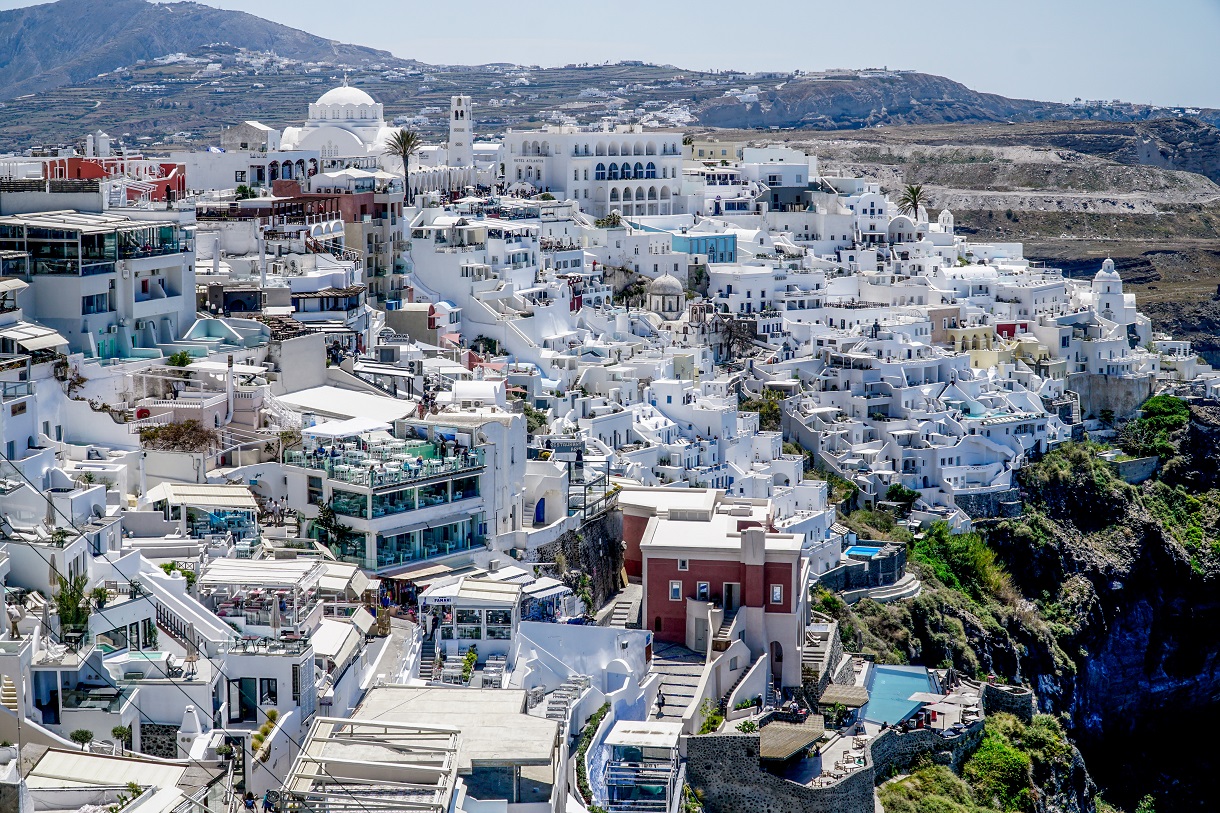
608,163,620,181
595,142,606,156
645,162,656,179
633,143,644,155
636,186,645,202
634,163,644,179
610,188,620,202
595,163,606,181
620,163,632,180
646,142,657,155
648,186,658,200
608,143,619,156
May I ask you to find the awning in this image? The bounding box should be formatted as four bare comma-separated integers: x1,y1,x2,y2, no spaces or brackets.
0,278,28,294
143,482,258,511
303,417,393,439
420,580,462,604
759,718,825,760
17,332,68,351
817,684,870,708
351,606,375,635
383,562,453,581
523,576,571,601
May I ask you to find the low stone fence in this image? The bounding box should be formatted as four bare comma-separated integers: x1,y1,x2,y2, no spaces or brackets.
980,682,1035,724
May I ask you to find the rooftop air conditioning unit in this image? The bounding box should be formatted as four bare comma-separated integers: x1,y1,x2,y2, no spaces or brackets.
107,325,119,334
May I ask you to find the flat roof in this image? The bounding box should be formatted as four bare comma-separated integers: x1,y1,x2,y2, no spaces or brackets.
286,717,458,813
354,687,558,771
0,210,177,235
26,748,187,790
604,720,682,749
200,557,324,589
278,385,417,423
617,487,718,514
818,684,870,708
759,717,825,760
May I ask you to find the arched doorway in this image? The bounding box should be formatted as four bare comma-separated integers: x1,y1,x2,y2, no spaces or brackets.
533,498,546,525
769,641,784,688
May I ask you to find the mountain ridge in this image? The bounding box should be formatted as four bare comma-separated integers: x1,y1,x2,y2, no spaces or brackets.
0,0,397,98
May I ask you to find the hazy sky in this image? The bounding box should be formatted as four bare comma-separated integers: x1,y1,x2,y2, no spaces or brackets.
6,0,1220,107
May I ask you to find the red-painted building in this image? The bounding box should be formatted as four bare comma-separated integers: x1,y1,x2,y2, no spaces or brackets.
626,487,811,689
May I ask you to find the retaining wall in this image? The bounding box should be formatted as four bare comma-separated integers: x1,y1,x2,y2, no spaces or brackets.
981,683,1036,724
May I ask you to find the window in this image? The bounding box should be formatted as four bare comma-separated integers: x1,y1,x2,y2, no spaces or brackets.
696,582,710,601
770,584,783,605
677,559,689,571
291,664,301,704
669,581,682,601
574,169,580,181
259,678,278,705
234,170,247,183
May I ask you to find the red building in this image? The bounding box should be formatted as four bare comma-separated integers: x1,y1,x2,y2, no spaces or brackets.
624,487,811,689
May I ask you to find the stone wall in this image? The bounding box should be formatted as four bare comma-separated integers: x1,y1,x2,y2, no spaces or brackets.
530,510,624,610
981,683,1036,724
139,723,179,759
686,719,987,813
686,734,873,813
955,488,1023,520
1067,371,1155,421
1109,456,1159,484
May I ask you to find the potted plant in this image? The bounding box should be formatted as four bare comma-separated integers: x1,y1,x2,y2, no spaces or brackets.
92,587,111,609
215,743,234,760
69,729,94,750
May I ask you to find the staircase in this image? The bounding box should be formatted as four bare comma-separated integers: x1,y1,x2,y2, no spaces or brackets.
713,608,738,646
1,676,18,712
717,657,757,716
766,681,781,710
609,601,634,628
419,639,437,682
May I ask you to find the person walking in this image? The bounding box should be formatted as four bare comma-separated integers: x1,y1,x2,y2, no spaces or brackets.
656,691,666,715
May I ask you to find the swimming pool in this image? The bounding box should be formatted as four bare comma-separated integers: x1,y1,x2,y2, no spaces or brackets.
860,665,932,725
844,545,882,558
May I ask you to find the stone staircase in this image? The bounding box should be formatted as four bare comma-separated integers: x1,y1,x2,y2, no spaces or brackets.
419,639,437,682
650,643,705,721
712,608,738,650
609,601,634,628
1,676,17,712
717,656,757,715
866,574,922,604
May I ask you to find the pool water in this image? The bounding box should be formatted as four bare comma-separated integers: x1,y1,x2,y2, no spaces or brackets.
844,545,882,558
861,665,932,725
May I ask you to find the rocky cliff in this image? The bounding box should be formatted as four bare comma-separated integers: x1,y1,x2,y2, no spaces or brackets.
834,407,1220,811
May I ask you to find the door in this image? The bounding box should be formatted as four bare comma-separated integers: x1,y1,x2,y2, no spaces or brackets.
693,618,708,653
723,583,741,613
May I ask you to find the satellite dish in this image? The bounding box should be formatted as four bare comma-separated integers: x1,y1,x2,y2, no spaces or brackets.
93,504,105,519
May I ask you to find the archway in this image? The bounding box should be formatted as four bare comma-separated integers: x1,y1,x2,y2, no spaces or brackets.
534,498,546,525
769,640,783,687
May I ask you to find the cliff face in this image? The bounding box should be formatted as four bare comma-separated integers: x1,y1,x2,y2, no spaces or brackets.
983,417,1220,811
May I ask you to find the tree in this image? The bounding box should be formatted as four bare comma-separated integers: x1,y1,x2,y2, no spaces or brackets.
386,128,422,175
111,725,132,752
1135,795,1156,813
54,574,90,632
721,316,756,361
69,729,94,750
898,184,927,218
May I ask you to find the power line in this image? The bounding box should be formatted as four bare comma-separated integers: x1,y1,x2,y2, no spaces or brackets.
0,452,385,813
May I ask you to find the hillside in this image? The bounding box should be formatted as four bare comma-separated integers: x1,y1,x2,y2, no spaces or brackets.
0,0,397,98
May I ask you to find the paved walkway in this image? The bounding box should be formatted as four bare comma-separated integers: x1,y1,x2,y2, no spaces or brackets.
650,642,705,721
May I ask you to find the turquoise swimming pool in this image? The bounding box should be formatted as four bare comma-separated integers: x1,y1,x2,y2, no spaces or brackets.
844,545,882,558
861,665,932,725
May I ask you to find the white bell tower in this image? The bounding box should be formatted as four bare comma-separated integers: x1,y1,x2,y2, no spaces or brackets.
448,96,474,168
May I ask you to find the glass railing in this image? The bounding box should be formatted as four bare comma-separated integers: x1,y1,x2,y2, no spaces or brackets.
286,447,485,488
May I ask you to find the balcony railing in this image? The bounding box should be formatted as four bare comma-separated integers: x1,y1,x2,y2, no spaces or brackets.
286,447,485,489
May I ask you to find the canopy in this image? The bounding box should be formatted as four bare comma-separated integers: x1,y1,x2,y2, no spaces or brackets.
144,482,257,511
199,558,324,589
759,718,825,760
188,360,267,375
351,606,375,636
382,562,453,582
304,417,393,439
817,684,870,708
17,332,68,351
523,576,571,601
907,692,947,704
420,580,462,604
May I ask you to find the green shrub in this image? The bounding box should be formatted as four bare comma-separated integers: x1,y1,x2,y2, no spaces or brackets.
575,703,611,804
963,727,1033,811
735,720,758,734
910,522,1015,604
696,698,723,735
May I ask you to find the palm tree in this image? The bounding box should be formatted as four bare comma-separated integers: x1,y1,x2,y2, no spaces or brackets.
898,184,927,219
386,128,422,175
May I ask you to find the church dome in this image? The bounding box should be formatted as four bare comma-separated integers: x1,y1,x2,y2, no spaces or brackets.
1095,258,1120,280
316,85,376,107
648,273,683,296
